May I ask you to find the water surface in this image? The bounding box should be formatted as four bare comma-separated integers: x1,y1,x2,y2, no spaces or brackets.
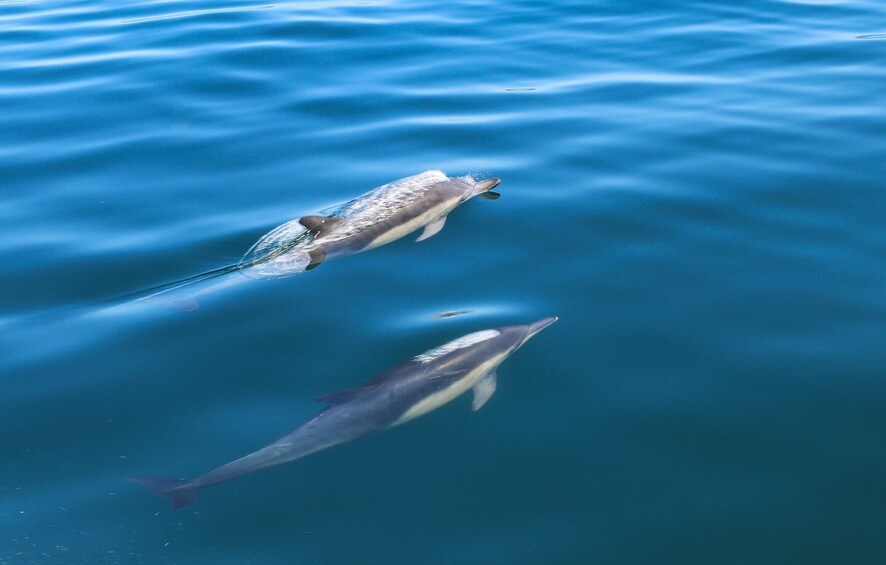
2,0,885,562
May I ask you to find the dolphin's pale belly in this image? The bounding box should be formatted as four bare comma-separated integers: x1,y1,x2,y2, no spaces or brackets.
364,199,458,250
394,353,508,425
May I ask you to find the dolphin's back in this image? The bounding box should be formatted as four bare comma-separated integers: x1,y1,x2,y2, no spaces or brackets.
315,177,469,255
326,170,450,237
240,170,460,273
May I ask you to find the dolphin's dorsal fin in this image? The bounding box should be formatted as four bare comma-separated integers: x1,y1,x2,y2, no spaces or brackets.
299,215,343,237
416,215,447,242
471,371,497,411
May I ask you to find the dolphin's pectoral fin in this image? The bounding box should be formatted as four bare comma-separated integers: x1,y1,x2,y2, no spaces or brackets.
299,215,344,237
416,216,447,242
306,248,326,271
478,191,501,200
471,371,497,411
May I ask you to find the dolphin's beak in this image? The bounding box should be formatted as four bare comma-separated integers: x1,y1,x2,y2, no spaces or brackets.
473,178,501,193
522,316,558,344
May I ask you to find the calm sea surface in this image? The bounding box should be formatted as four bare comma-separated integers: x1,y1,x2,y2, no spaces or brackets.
2,0,885,562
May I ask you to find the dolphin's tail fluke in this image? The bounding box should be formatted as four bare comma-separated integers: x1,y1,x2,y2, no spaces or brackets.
124,476,198,508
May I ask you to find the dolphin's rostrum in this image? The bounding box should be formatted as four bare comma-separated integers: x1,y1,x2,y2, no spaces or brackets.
125,317,557,508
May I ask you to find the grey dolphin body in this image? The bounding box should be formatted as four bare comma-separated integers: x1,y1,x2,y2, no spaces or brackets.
244,170,501,275
126,317,557,508
128,171,499,308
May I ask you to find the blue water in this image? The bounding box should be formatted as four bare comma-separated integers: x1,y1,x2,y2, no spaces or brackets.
3,0,885,562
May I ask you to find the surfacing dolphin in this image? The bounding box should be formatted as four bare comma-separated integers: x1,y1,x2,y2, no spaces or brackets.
134,170,501,306
243,169,501,275
125,316,557,508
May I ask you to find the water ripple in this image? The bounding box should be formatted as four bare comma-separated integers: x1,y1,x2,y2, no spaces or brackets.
120,4,276,25
2,0,885,561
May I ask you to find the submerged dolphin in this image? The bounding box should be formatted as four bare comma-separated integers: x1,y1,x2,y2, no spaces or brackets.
126,316,557,508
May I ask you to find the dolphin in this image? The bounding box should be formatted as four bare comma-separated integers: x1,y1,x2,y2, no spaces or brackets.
125,316,557,508
128,170,500,307
244,169,501,275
